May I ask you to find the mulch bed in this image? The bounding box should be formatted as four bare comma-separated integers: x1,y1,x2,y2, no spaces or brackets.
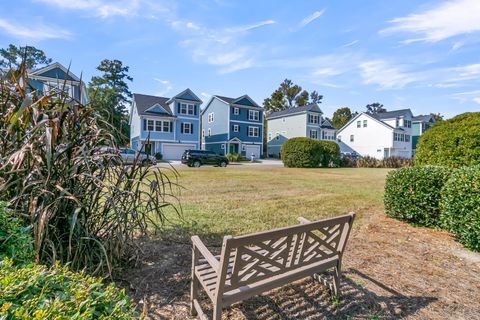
118,211,480,319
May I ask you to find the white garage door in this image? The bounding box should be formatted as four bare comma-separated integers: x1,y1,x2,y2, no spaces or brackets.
245,145,261,159
163,144,195,160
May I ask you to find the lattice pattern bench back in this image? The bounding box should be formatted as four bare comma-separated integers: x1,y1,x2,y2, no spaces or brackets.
220,213,355,291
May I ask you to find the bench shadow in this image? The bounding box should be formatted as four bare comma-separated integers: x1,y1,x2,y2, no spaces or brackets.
117,226,437,319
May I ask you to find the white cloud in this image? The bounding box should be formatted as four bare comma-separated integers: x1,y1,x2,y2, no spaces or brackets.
154,78,172,96
359,60,419,89
298,10,325,29
228,20,276,33
342,40,359,47
34,0,142,18
0,18,71,40
381,0,480,43
451,90,480,104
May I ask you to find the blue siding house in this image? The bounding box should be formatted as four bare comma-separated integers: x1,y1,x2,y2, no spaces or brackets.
27,62,88,104
129,89,203,160
201,95,264,158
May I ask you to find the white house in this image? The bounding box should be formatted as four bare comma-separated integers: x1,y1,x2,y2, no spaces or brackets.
266,103,337,157
336,109,413,159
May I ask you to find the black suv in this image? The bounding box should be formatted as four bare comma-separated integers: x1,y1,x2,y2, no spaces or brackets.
181,150,229,167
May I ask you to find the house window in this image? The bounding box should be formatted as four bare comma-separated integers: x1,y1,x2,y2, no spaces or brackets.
357,121,361,128
310,130,318,139
233,124,239,132
208,112,214,123
405,120,411,128
396,118,400,127
337,135,342,142
248,110,259,121
147,120,154,131
208,128,211,136
276,132,280,140
363,120,367,127
405,134,410,142
268,133,272,140
233,107,239,115
322,131,325,139
282,117,286,122
350,135,354,142
248,126,259,137
242,145,246,151
180,103,195,115
221,144,225,149
308,114,319,124
202,130,205,138
155,121,162,132
163,121,171,132
182,123,192,134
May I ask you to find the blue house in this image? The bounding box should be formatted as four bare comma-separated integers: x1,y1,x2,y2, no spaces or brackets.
129,89,203,160
201,95,264,158
27,62,88,104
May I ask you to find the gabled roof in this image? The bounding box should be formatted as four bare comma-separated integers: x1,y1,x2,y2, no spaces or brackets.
133,93,173,117
166,88,202,104
372,108,413,120
268,103,323,120
202,94,262,115
320,118,335,130
29,62,81,82
413,114,435,123
337,112,398,134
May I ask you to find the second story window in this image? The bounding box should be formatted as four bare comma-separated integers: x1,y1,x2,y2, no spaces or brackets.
248,126,259,137
248,110,259,121
357,120,361,128
233,107,239,115
181,122,192,134
396,118,400,127
147,120,154,131
363,120,367,127
310,130,318,139
208,128,211,136
308,114,319,124
202,130,205,138
405,134,410,142
233,124,239,132
180,103,195,115
350,135,354,142
208,112,214,123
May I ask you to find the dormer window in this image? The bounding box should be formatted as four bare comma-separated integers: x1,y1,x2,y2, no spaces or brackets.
396,118,400,127
180,103,195,115
248,110,259,121
308,114,319,124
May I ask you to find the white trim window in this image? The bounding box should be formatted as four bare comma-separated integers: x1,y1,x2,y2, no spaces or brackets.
363,120,367,127
268,133,272,140
308,114,319,124
208,128,211,136
202,129,205,138
350,134,354,142
310,130,318,139
147,120,154,131
208,112,214,123
357,120,361,128
180,103,195,115
221,144,225,149
182,122,192,134
163,121,171,132
248,110,259,121
248,126,259,137
233,124,239,132
233,107,239,115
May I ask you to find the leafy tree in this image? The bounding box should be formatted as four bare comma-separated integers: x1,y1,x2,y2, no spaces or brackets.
366,102,386,114
332,107,353,129
263,79,323,113
430,112,444,122
0,44,52,69
88,59,133,145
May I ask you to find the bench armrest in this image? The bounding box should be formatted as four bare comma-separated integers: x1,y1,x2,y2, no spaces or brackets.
297,217,311,224
192,235,220,271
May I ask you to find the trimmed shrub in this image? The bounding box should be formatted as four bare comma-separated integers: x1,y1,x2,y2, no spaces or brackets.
317,141,341,167
384,166,452,227
356,156,413,168
356,156,380,168
415,112,480,168
440,166,480,251
0,259,138,319
0,202,33,265
226,153,243,162
281,138,322,168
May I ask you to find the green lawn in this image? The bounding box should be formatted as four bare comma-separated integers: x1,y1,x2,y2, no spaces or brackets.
160,165,390,242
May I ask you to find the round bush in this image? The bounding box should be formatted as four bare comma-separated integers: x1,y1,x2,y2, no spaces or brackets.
384,166,452,227
0,259,138,319
0,202,34,265
414,112,480,167
281,138,322,168
317,141,340,167
440,166,480,251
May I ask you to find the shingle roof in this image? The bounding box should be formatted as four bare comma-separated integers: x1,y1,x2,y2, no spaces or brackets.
215,95,236,104
268,103,323,119
372,109,412,120
133,93,173,116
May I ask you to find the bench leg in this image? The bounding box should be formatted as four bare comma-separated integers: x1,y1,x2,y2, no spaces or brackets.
213,302,222,320
332,260,341,297
190,274,199,316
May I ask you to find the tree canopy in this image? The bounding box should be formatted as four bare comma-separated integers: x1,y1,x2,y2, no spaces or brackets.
365,102,386,114
332,107,354,129
88,59,133,145
0,44,52,69
263,79,323,113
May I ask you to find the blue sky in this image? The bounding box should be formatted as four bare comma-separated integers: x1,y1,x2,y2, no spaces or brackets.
1,0,479,118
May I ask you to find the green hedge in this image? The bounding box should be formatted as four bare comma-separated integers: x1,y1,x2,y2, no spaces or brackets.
414,112,480,168
317,141,340,167
384,166,452,227
0,259,138,319
0,202,34,265
281,137,323,168
440,166,480,251
226,153,243,162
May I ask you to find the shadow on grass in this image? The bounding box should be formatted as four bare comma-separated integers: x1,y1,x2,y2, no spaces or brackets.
117,226,437,319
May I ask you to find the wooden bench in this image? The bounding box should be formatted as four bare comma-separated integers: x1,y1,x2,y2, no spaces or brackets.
190,213,355,319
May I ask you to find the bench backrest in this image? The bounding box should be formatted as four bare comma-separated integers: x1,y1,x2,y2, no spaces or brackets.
219,213,355,292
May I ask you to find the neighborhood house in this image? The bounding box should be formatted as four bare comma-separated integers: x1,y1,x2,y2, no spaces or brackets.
129,89,202,160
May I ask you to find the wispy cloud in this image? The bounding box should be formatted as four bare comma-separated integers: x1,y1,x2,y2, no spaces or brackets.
451,90,480,104
298,10,325,29
154,78,172,96
228,20,276,33
359,60,419,89
342,40,359,47
381,0,480,43
34,0,143,18
0,18,71,40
